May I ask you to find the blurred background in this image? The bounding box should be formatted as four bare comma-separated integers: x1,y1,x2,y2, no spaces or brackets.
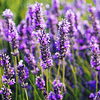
0,0,94,26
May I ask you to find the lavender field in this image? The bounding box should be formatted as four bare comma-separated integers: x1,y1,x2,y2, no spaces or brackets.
0,0,100,100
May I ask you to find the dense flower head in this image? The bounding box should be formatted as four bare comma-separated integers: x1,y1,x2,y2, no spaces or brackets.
39,29,53,69
89,90,100,100
53,79,66,93
48,91,56,100
90,36,100,70
46,13,58,35
17,60,29,88
9,19,19,50
51,0,60,17
55,19,70,59
0,85,12,100
32,2,46,30
35,76,45,90
89,93,95,99
0,53,15,85
24,49,39,74
48,79,65,100
66,9,76,37
2,9,13,19
88,5,100,37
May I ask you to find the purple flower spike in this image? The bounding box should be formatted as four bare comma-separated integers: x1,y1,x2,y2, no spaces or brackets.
33,2,46,30
17,60,29,88
35,76,45,90
2,9,13,19
48,91,56,100
0,53,15,85
51,0,60,17
55,19,70,59
90,36,100,70
89,93,95,99
39,30,53,69
0,85,12,100
66,9,76,37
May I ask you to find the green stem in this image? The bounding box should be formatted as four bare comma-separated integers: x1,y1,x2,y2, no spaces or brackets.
46,69,48,95
57,59,61,81
15,56,18,100
25,89,28,100
96,71,98,95
61,57,65,93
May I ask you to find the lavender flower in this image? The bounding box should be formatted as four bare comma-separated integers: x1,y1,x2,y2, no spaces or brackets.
2,9,13,41
24,49,39,74
48,91,56,100
66,10,76,37
0,85,12,100
0,53,15,85
35,76,45,90
33,2,46,30
9,19,19,52
39,30,53,69
90,36,100,70
17,60,29,88
51,0,60,17
55,19,70,59
48,79,65,100
89,93,95,99
88,5,100,37
89,90,100,100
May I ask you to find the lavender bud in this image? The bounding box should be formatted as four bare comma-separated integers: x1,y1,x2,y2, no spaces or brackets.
39,30,53,69
0,85,12,100
35,76,45,90
66,10,76,37
55,19,70,59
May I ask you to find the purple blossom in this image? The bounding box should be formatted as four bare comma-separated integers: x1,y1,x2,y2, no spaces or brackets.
51,0,60,17
17,60,29,88
2,9,13,19
55,19,70,59
35,76,45,90
33,2,46,30
24,49,39,74
90,36,100,70
66,9,76,37
0,85,12,100
0,53,15,85
48,91,56,100
39,30,53,69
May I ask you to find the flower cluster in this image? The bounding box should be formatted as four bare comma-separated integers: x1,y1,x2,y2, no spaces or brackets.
51,0,60,17
36,76,47,99
39,30,53,69
33,2,45,30
0,53,15,85
89,90,100,100
2,9,13,41
0,85,12,100
90,37,100,70
48,79,65,100
17,60,29,88
66,10,76,37
24,49,39,74
55,19,70,59
3,9,19,56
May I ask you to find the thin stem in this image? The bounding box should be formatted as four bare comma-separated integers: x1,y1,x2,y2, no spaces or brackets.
14,56,18,100
57,59,61,81
46,69,48,95
96,71,98,95
61,57,65,93
25,89,28,100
